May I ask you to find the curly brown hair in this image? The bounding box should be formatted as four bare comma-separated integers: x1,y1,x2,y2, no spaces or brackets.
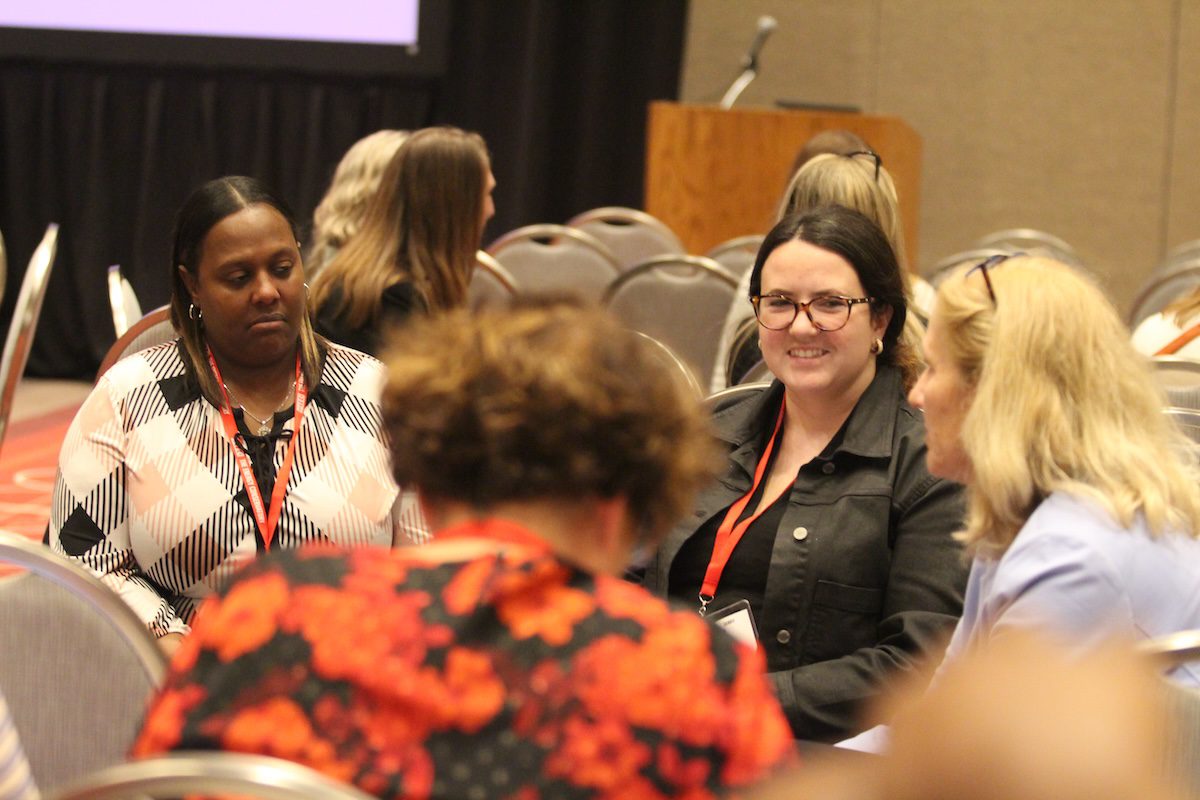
380,299,721,541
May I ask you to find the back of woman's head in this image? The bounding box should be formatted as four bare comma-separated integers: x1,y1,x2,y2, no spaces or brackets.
750,205,915,386
936,257,1200,554
380,299,720,541
309,129,409,268
312,126,490,321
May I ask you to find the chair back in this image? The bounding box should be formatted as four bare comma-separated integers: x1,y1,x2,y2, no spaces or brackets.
1130,267,1200,328
44,752,377,800
0,224,59,454
603,255,738,382
632,331,702,399
0,227,8,310
469,250,520,310
975,227,1082,266
95,306,174,382
706,381,772,413
106,264,143,338
738,358,774,385
1151,356,1200,412
0,531,166,792
566,206,685,270
487,224,621,302
705,234,764,280
925,247,1012,287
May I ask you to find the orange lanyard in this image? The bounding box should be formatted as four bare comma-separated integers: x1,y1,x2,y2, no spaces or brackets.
207,348,307,551
699,399,788,616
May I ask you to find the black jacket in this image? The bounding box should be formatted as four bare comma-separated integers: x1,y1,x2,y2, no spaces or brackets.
645,366,967,741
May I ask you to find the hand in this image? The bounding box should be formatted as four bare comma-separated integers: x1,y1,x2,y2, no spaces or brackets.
158,632,186,658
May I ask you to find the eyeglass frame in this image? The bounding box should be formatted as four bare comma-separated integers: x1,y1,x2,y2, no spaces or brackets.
964,252,1024,306
844,150,882,182
750,293,876,332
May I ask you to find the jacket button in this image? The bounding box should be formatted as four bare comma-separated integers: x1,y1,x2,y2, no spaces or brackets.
821,462,836,474
776,629,791,644
792,526,808,541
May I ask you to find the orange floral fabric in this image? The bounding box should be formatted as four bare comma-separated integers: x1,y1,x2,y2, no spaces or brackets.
134,520,795,798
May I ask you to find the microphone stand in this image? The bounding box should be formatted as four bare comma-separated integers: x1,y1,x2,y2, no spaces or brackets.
719,67,758,110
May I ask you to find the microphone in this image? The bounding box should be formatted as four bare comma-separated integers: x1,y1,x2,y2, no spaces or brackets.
720,16,778,109
743,15,778,71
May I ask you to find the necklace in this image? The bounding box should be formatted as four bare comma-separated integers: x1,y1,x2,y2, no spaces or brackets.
224,379,296,436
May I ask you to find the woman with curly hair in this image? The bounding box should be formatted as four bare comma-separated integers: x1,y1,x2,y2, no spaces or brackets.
134,300,796,799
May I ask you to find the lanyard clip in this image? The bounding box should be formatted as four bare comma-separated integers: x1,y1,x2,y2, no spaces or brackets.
698,593,713,617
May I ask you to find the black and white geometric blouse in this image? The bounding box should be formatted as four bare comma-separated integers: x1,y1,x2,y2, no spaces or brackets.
48,340,426,638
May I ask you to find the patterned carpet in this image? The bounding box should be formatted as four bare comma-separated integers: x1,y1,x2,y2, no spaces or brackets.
0,404,78,541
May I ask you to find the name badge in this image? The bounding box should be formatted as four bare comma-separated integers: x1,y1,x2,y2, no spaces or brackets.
706,598,759,648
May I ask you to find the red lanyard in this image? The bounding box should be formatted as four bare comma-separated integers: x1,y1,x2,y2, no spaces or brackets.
699,399,788,616
206,348,307,550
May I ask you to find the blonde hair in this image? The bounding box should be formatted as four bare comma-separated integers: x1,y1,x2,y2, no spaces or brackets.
773,151,922,387
308,130,409,275
935,257,1200,557
310,126,490,326
1165,285,1200,327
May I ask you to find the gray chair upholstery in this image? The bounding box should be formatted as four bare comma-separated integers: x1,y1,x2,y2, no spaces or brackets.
0,531,166,793
95,306,174,381
631,331,702,399
469,250,519,310
566,206,685,271
105,264,143,338
603,255,738,384
44,752,377,800
705,234,763,280
0,224,59,453
487,224,621,302
924,247,1012,288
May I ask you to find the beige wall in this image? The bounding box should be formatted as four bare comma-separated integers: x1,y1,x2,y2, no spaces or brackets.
680,0,1197,313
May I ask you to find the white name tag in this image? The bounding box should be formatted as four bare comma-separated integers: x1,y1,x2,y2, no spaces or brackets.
707,598,759,648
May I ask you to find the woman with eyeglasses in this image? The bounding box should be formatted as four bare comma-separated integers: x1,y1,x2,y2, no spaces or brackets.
644,205,967,742
839,254,1200,753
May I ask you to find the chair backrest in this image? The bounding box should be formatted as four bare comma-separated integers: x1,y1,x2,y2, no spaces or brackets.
95,306,174,382
105,264,143,338
0,531,166,792
468,250,520,310
705,234,764,280
0,224,59,454
975,227,1082,266
706,381,772,413
1130,266,1200,328
0,227,8,311
566,206,685,270
44,752,377,800
603,255,738,382
1152,356,1200,412
487,224,621,302
924,247,1012,287
738,358,774,385
631,330,702,399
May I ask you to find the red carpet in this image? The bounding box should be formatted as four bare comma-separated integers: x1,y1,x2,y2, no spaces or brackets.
0,404,78,541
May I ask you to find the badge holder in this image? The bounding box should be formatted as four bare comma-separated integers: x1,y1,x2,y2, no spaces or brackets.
705,598,759,649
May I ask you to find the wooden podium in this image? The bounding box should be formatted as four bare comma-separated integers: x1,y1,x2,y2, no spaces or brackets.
644,102,923,269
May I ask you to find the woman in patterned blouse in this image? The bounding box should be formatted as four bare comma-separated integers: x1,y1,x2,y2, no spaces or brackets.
49,176,425,654
134,300,796,799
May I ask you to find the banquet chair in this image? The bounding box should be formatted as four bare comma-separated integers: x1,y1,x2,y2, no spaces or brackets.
95,306,173,381
1129,266,1200,328
0,224,59,455
738,359,774,385
44,752,376,800
566,206,685,271
924,247,1012,288
487,224,620,302
603,255,738,383
0,530,167,793
469,250,520,310
1151,356,1200,412
975,228,1083,267
706,381,772,413
632,331,702,399
706,234,764,280
105,264,142,338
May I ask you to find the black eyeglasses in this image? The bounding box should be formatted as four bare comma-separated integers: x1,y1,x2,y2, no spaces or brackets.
845,150,882,182
751,293,875,331
964,253,1022,306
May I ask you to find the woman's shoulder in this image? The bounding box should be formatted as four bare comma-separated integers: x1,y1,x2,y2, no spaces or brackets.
319,342,387,396
99,340,186,392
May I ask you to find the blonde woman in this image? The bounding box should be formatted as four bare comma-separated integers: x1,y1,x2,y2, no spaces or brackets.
712,151,927,392
311,126,495,355
1132,284,1200,357
305,129,409,276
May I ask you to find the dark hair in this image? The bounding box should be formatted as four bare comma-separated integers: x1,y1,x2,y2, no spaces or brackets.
169,176,321,405
749,204,911,379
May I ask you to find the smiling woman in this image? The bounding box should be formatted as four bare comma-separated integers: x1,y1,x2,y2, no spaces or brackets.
47,176,426,655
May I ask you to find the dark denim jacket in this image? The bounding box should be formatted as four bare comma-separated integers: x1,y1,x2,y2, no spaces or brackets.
645,365,967,741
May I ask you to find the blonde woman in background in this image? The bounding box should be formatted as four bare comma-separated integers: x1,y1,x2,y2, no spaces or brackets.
1132,284,1200,357
712,150,929,392
311,126,495,355
305,129,409,276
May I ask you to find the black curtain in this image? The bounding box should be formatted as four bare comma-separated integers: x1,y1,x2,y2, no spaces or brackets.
0,0,686,379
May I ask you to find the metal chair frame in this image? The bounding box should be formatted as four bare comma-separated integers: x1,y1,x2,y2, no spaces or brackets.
705,234,764,280
705,381,772,413
469,250,520,309
1129,266,1200,328
975,227,1082,265
631,330,703,399
566,206,685,269
486,224,621,301
105,264,143,338
95,306,174,382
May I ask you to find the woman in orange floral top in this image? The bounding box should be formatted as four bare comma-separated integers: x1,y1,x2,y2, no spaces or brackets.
134,300,796,799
